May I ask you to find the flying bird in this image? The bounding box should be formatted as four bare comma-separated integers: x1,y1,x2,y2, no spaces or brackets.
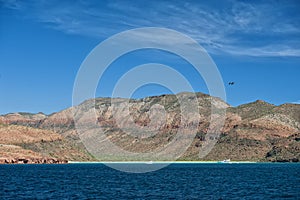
228,82,235,85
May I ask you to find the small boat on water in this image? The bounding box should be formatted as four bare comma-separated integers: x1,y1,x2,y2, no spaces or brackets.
218,159,232,163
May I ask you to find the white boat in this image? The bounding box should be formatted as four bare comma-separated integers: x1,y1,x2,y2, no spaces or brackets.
219,159,232,163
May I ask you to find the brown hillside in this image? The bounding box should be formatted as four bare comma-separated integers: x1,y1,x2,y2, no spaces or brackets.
0,92,299,162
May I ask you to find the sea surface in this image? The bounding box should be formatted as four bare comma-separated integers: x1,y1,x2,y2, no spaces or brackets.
0,163,299,199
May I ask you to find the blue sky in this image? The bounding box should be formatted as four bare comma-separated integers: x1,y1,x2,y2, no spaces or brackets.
0,0,300,114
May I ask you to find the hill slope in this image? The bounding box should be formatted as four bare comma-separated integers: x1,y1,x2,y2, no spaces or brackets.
0,92,299,162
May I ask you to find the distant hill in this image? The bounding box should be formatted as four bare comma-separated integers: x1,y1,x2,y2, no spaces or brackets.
0,92,299,163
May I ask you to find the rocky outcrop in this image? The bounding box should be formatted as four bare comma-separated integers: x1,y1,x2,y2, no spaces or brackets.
0,125,93,163
0,157,68,164
0,144,68,164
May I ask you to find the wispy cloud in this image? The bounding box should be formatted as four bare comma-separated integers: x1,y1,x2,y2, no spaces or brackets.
2,0,300,57
292,100,300,104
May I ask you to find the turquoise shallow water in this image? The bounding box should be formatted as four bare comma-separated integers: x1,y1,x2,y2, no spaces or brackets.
0,163,299,199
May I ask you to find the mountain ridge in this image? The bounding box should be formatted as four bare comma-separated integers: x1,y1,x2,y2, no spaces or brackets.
0,92,299,163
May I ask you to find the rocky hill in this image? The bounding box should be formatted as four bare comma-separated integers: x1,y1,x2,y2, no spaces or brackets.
0,92,299,163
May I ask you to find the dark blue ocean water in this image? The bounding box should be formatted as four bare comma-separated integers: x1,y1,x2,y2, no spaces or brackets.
0,163,299,199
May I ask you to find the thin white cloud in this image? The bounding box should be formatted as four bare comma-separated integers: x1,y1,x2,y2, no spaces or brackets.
292,100,300,104
222,44,300,57
2,0,300,57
